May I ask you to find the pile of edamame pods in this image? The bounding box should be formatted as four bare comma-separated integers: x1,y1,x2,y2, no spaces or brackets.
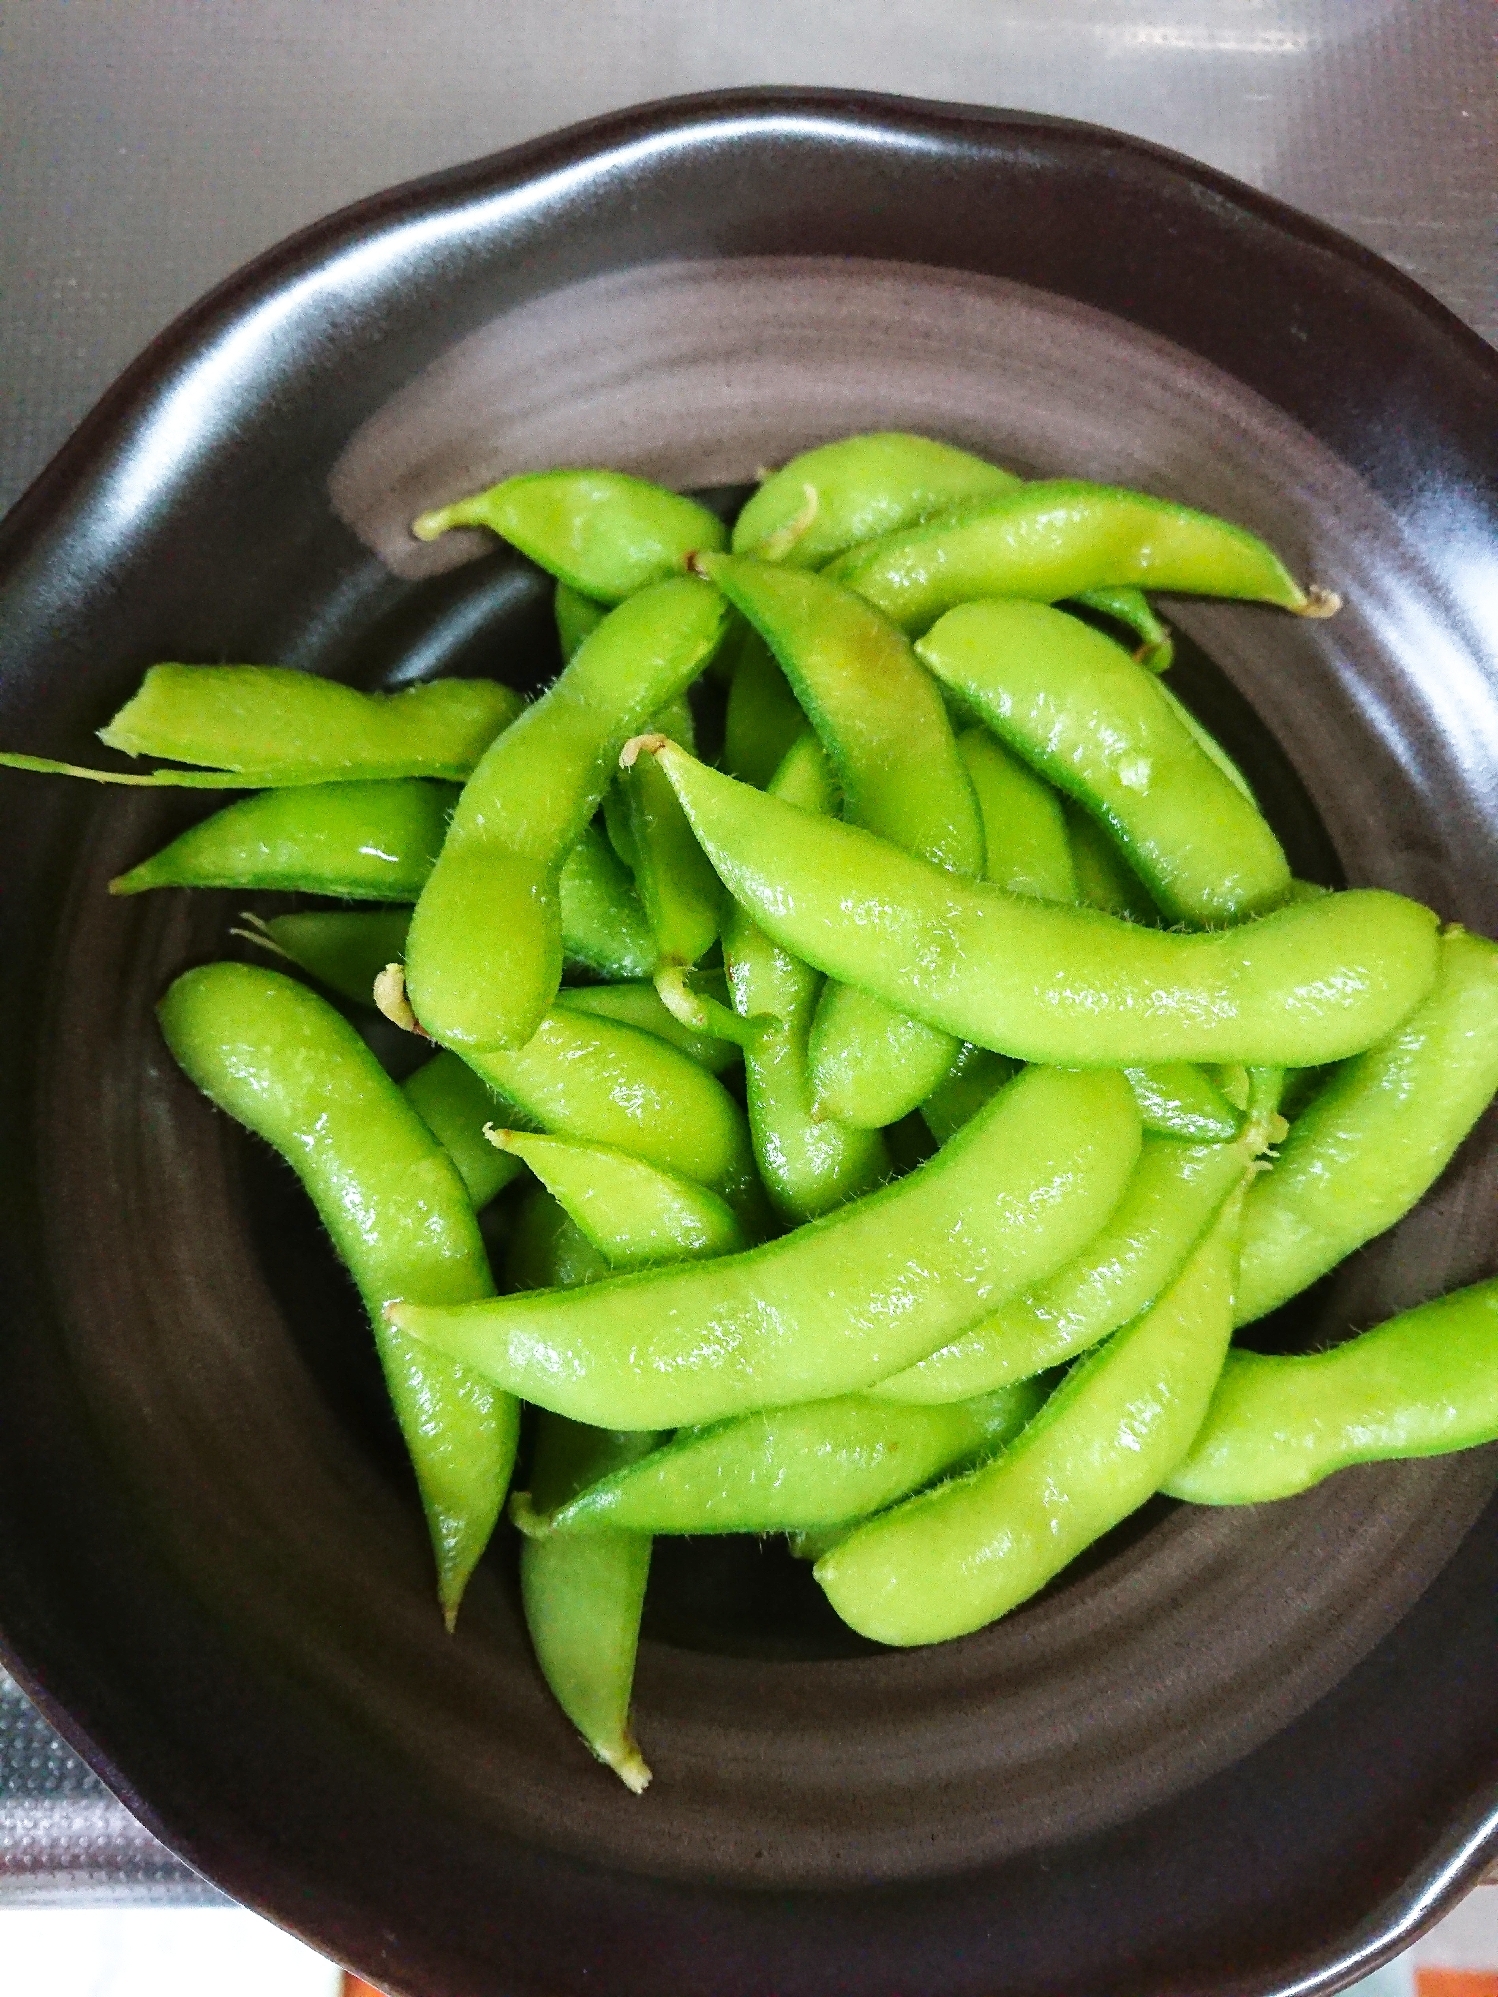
12,432,1498,1797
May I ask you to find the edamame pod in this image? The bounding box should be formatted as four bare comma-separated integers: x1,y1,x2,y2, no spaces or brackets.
488,1130,746,1269
413,469,727,602
98,665,520,782
695,553,983,1127
462,1007,766,1230
723,732,890,1221
507,1189,613,1292
537,1381,1047,1537
1074,586,1173,672
720,628,806,787
611,703,722,971
958,728,1077,905
554,579,607,661
248,908,413,1007
404,578,727,1052
519,1414,659,1794
389,1064,1142,1430
1066,798,1160,925
917,601,1292,924
556,825,655,981
1236,926,1498,1324
1124,1064,1243,1143
553,977,740,1074
110,780,456,899
827,480,1335,634
875,1117,1271,1403
158,964,515,1626
403,1051,528,1209
919,1043,1017,1145
637,740,1440,1068
817,1193,1242,1645
1166,1279,1498,1504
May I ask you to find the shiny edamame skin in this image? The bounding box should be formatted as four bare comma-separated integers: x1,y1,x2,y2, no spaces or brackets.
256,908,412,1007
720,627,805,788
413,468,727,602
1165,1279,1498,1505
723,733,891,1222
109,779,457,899
698,552,983,1128
98,664,520,782
827,479,1328,635
404,577,727,1054
1236,926,1498,1323
390,1065,1142,1431
157,964,516,1627
817,1192,1242,1646
402,1052,528,1210
556,825,656,981
917,600,1292,925
553,977,739,1074
489,1130,746,1269
537,1381,1048,1538
642,741,1440,1068
554,579,608,661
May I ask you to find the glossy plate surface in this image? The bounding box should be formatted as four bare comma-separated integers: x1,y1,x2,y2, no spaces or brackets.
0,88,1496,1997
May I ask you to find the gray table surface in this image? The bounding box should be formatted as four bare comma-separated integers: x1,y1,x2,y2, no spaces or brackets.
0,0,1493,1910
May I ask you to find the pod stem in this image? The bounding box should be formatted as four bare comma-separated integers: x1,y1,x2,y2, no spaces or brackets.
597,1727,653,1796
654,964,780,1051
1297,585,1342,619
372,961,429,1037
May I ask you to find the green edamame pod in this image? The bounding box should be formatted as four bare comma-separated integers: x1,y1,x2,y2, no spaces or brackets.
413,469,726,603
553,978,740,1074
1236,926,1498,1324
919,1043,1017,1145
507,1189,613,1292
1124,1063,1243,1143
519,1414,658,1793
1066,798,1160,925
555,579,608,662
98,664,520,782
488,1130,746,1269
917,601,1291,924
723,732,890,1222
732,432,1020,568
959,728,1077,905
110,780,456,899
611,699,722,972
638,740,1439,1068
875,1116,1272,1403
721,627,806,787
462,1007,766,1231
817,1192,1242,1645
1072,586,1174,672
827,480,1335,634
404,577,727,1052
557,824,655,981
1157,682,1255,802
158,964,515,1625
537,1380,1047,1537
1165,1279,1498,1505
389,1064,1142,1430
696,552,983,1127
248,908,412,1007
403,1051,528,1210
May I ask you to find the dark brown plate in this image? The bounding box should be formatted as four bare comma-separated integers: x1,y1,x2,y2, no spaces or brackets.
1,88,1496,1997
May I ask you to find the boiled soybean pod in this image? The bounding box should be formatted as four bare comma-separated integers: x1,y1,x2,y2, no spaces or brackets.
98,664,520,782
541,1381,1048,1538
1157,681,1255,802
817,1193,1241,1645
733,432,1020,568
553,978,740,1074
612,701,722,972
875,1115,1272,1403
919,1043,1017,1146
251,908,412,1007
1166,1279,1498,1505
917,601,1292,924
1236,925,1498,1324
827,480,1335,635
404,578,727,1052
723,731,890,1222
389,1064,1142,1430
1072,586,1173,672
109,780,456,899
461,1007,767,1231
487,1130,746,1269
403,1052,528,1210
958,727,1077,905
413,469,727,603
157,965,515,1625
507,1189,614,1292
520,1414,659,1794
1125,1063,1243,1143
720,627,806,787
557,824,655,981
638,741,1439,1068
1066,798,1159,924
555,580,608,661
696,553,983,1127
